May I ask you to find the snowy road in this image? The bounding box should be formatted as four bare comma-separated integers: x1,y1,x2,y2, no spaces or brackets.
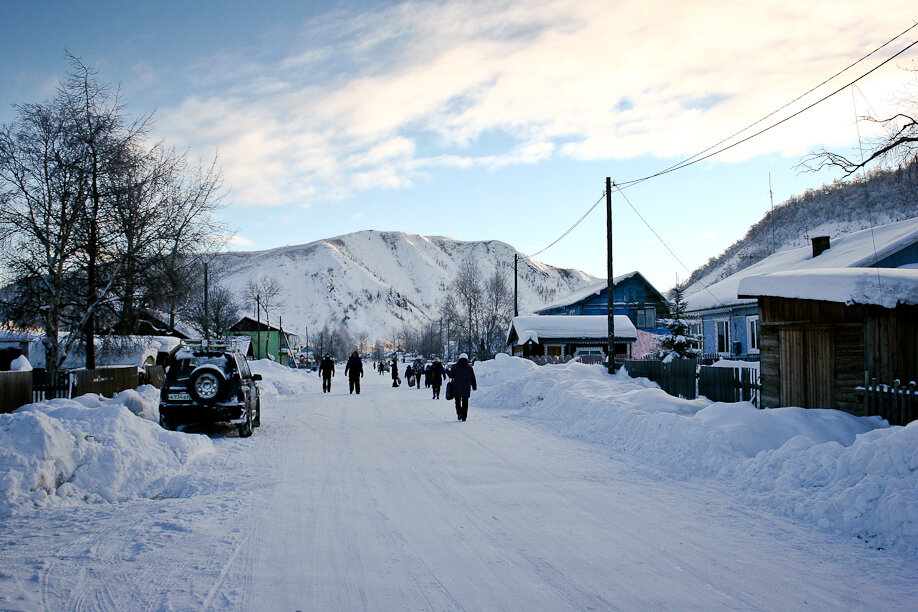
1,371,915,610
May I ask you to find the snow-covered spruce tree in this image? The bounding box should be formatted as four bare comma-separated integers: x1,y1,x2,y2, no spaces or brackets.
657,283,700,361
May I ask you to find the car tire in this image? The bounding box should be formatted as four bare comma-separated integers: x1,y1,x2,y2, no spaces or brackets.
238,406,254,438
159,413,174,431
188,367,226,405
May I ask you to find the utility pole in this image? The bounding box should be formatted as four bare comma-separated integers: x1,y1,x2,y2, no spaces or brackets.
606,177,615,372
769,173,776,254
514,253,519,317
203,262,210,341
256,294,262,360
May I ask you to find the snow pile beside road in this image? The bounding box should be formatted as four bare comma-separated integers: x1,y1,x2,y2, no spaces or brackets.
250,359,314,397
476,354,916,553
0,390,212,516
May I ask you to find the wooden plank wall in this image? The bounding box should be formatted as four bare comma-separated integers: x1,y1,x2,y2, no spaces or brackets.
71,366,140,398
0,371,32,413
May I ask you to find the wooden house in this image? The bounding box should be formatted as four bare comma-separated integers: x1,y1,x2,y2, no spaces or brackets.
506,315,637,361
738,268,918,420
535,271,669,333
686,217,918,360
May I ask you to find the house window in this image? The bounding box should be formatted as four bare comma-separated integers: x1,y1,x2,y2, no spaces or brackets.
716,319,730,354
636,308,656,328
747,316,760,354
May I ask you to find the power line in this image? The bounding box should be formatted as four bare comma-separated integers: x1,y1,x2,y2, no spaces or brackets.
616,35,918,188
617,22,918,189
524,190,605,258
519,23,918,264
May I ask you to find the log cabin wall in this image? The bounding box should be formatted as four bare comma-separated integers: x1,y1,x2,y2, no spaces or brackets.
759,297,918,416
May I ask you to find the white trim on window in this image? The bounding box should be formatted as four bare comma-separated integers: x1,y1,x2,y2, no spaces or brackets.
746,315,760,354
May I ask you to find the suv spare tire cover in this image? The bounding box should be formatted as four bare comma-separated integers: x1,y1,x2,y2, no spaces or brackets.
188,365,227,404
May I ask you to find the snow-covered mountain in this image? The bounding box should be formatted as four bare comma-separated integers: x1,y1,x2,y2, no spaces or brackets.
214,230,597,340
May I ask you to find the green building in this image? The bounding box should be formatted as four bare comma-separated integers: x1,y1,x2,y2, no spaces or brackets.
229,317,299,365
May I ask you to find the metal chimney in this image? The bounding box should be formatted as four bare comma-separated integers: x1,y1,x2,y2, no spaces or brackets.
812,235,830,257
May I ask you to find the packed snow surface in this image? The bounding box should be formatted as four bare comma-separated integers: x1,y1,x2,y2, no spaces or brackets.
0,356,915,609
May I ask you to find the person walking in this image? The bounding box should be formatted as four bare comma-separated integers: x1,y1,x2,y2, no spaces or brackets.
405,364,415,387
345,351,364,394
429,359,447,399
447,353,476,421
391,358,400,387
413,358,424,390
319,354,335,393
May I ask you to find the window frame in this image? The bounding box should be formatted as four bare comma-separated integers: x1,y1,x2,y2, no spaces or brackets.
746,315,760,354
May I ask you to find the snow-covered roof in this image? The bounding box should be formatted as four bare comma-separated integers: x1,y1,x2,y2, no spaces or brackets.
535,272,642,313
737,268,918,308
508,315,637,345
685,216,918,313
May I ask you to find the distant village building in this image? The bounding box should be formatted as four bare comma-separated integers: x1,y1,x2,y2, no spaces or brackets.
685,217,918,360
229,317,299,365
738,268,918,423
534,271,669,358
506,315,637,362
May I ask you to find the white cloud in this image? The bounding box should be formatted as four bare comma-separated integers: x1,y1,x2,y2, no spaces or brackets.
227,235,255,247
156,0,918,207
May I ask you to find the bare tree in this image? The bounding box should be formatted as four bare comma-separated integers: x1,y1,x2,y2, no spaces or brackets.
185,282,241,338
440,258,514,361
244,274,282,327
0,93,86,381
800,67,918,179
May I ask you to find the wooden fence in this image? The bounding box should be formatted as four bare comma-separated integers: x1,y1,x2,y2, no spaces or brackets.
623,359,761,406
863,374,917,426
71,366,140,398
0,366,142,413
0,371,32,414
699,366,761,407
623,359,698,400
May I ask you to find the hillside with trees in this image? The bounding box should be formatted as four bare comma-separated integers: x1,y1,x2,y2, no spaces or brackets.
683,163,918,294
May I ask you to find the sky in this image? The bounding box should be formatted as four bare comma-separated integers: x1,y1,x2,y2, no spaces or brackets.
2,1,917,291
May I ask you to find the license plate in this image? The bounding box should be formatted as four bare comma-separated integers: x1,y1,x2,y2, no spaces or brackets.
168,392,192,401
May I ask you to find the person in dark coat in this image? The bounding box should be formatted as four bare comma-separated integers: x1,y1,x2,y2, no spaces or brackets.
344,351,364,394
391,358,400,387
429,359,447,399
319,354,335,393
405,364,414,387
447,353,476,421
413,359,424,390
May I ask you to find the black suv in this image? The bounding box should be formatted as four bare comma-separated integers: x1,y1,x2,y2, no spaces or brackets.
159,342,262,437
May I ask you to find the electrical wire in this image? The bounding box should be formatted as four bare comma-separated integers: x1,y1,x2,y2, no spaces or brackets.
524,190,606,259
617,22,918,189
616,36,918,188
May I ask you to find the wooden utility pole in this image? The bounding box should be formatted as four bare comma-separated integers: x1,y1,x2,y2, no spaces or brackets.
203,262,210,340
606,177,615,372
514,253,519,317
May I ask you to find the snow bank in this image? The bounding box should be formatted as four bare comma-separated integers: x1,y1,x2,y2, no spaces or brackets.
476,354,916,553
250,359,314,397
9,355,32,371
0,387,212,516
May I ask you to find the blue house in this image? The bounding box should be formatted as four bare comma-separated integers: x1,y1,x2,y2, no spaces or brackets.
535,271,669,333
684,217,918,359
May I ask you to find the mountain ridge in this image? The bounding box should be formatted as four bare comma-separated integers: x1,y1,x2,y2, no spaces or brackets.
214,229,598,341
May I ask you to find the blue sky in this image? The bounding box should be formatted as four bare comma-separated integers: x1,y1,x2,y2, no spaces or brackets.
2,1,916,291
